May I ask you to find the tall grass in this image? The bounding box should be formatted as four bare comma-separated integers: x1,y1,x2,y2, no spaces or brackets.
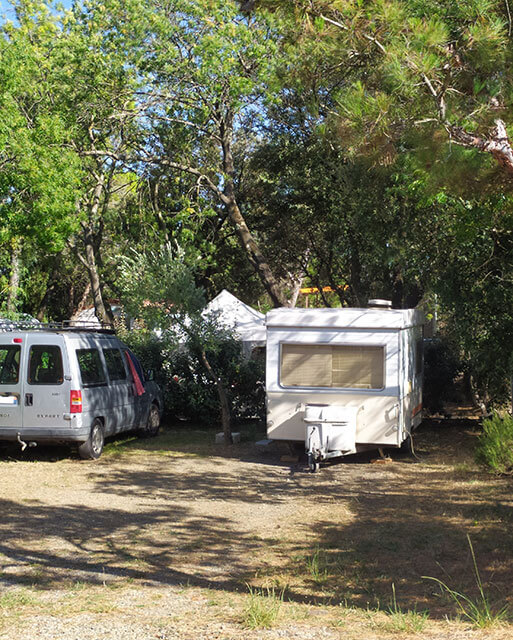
385,583,429,632
423,535,509,628
475,413,513,474
243,585,284,629
305,547,330,585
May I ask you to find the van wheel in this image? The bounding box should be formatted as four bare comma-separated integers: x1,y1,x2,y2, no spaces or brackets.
78,420,104,460
140,403,160,438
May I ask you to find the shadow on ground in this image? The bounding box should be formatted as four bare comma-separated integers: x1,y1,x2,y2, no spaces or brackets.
0,419,511,620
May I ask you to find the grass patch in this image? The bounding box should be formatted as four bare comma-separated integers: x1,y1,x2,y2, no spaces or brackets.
0,589,39,610
103,428,213,458
305,548,330,585
423,535,509,628
242,585,284,629
380,584,429,633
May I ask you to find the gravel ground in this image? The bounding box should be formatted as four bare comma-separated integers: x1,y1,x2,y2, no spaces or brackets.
0,420,512,639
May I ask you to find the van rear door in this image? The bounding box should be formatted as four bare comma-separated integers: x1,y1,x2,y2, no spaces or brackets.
22,335,71,430
0,337,23,430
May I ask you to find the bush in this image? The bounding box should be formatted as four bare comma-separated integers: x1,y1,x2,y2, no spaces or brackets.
164,339,265,424
117,326,265,424
475,413,513,474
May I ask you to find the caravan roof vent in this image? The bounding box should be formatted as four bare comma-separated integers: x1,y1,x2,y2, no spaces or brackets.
368,299,392,309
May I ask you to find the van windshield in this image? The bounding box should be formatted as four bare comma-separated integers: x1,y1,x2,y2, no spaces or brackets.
0,345,21,384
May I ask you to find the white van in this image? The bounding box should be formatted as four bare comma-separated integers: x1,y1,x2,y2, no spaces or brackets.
266,303,424,470
0,326,162,459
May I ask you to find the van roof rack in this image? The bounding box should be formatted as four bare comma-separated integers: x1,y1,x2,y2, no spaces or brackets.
0,319,116,334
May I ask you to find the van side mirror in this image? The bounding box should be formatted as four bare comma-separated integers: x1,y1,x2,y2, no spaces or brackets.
146,369,155,381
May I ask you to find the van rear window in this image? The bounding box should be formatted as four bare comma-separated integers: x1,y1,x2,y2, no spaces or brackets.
0,345,21,384
28,345,63,385
76,349,106,386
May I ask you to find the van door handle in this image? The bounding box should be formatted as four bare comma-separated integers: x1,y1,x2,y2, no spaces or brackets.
25,393,33,406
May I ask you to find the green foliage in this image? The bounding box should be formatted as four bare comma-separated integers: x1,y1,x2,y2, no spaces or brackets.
117,245,206,330
270,0,513,176
0,10,83,250
117,246,265,424
163,337,264,424
475,413,513,474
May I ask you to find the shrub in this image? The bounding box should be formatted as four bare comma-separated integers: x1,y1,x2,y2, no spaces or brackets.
117,324,265,425
475,413,513,474
164,338,265,424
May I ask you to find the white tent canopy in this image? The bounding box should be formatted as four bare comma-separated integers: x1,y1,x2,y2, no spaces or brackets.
203,289,266,353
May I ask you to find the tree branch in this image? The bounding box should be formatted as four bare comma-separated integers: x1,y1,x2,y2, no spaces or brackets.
319,13,387,54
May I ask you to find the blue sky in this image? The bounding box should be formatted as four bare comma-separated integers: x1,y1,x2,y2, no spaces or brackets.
0,0,73,22
0,1,17,21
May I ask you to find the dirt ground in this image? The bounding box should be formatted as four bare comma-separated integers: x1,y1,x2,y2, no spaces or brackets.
0,417,512,639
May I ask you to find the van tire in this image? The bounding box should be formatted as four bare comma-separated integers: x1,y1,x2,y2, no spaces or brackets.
78,420,105,460
140,403,160,438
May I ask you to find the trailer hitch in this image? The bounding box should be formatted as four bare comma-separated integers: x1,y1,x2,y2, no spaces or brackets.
16,432,37,452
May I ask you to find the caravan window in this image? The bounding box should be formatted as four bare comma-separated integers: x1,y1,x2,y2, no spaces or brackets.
280,344,385,390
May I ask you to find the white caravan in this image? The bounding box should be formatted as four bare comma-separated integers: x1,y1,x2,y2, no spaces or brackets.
266,303,424,471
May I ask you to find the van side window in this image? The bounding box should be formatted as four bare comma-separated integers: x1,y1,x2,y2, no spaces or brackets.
0,345,21,384
28,345,63,385
76,349,107,386
103,348,127,381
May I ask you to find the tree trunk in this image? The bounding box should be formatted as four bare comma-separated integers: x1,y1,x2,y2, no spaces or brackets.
220,110,287,308
70,281,92,320
6,240,22,314
510,374,513,416
287,274,303,308
84,230,114,326
82,175,114,327
200,349,232,443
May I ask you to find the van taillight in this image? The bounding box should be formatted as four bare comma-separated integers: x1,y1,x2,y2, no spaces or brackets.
70,390,82,413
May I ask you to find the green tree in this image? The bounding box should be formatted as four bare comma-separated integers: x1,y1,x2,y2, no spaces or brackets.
0,3,82,311
118,245,236,442
79,0,291,306
252,0,513,178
